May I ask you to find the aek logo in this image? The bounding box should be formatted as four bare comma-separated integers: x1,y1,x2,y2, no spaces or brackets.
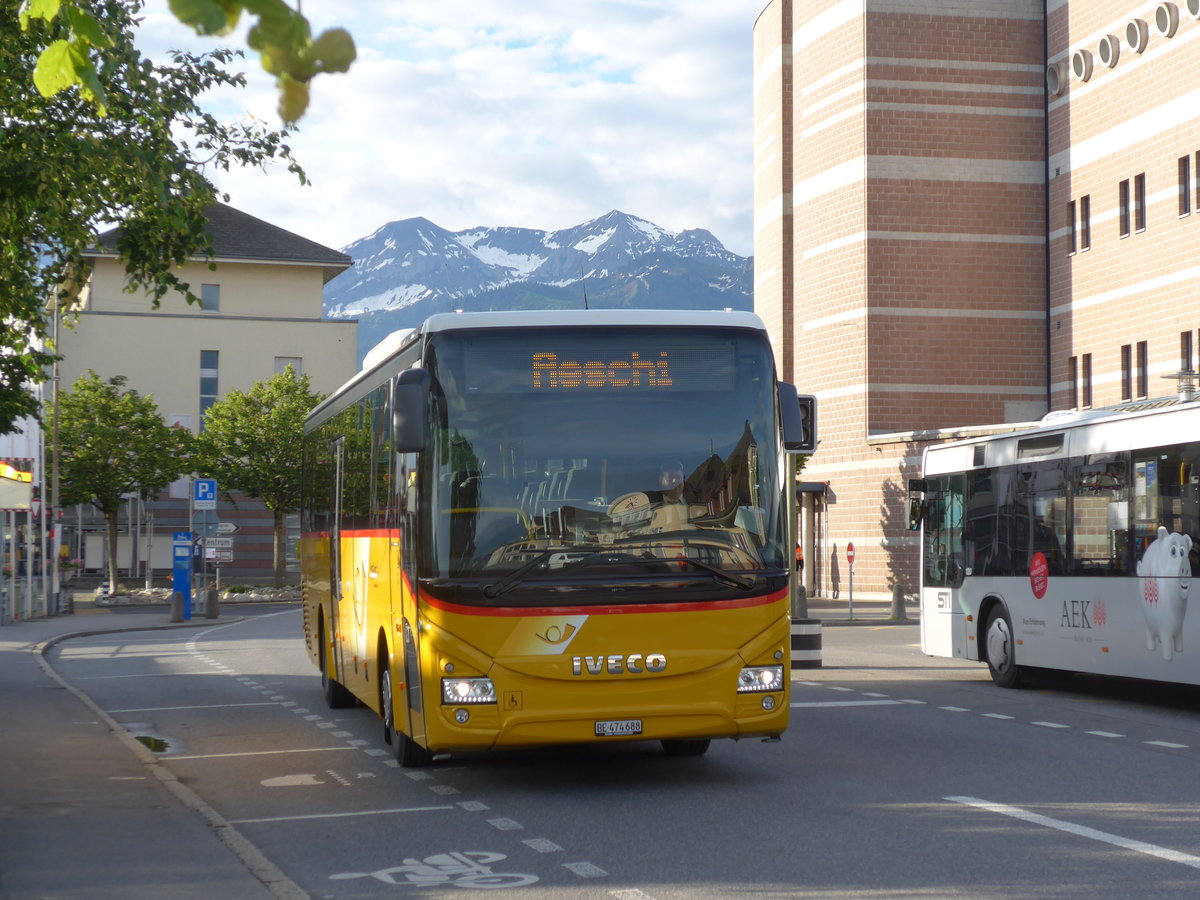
1061,598,1106,629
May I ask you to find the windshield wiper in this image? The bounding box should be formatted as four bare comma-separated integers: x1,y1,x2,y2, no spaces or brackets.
482,546,601,598
668,556,757,590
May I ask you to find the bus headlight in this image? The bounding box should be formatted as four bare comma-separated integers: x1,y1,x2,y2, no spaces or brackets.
441,677,496,704
737,665,784,693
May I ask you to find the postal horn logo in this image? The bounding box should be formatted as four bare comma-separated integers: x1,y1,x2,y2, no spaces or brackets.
535,623,576,645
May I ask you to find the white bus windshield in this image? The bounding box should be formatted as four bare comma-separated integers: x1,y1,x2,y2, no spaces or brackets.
422,326,787,590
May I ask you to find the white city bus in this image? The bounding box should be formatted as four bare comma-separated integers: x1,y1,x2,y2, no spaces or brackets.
910,398,1200,688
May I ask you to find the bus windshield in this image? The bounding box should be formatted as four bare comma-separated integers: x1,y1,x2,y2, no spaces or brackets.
421,325,787,593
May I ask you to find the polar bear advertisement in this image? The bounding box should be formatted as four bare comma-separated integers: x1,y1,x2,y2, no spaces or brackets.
1137,526,1192,661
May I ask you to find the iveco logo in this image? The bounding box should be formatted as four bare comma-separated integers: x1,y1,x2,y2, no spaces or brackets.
572,653,667,675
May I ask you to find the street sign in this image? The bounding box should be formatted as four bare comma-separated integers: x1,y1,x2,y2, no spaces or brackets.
193,479,217,510
205,537,234,549
206,549,233,562
193,517,221,538
846,542,856,565
216,521,239,534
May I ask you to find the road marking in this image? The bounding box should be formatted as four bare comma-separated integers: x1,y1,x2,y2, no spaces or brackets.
947,796,1200,868
1145,740,1189,749
229,804,454,824
564,861,607,878
790,700,907,708
1087,730,1124,738
106,702,280,713
939,706,970,712
523,838,563,853
488,817,523,831
1032,721,1070,729
982,713,1014,720
172,747,357,760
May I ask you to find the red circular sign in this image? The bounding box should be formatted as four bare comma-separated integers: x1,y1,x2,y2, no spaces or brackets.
846,542,856,564
1029,551,1049,599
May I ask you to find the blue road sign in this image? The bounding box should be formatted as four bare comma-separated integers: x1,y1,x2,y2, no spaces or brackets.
193,479,217,510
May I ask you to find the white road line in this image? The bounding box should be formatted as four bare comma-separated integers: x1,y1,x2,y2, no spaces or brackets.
982,713,1015,720
1032,721,1070,729
947,796,1200,869
171,747,358,760
106,702,280,713
229,805,454,824
1145,740,1189,749
939,706,970,712
790,700,907,708
1087,730,1125,738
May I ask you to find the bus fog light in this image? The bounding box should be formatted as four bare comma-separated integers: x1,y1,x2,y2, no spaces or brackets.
738,665,784,693
761,695,776,711
441,677,496,704
455,708,470,724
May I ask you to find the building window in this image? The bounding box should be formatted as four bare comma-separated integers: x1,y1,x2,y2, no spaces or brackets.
200,283,220,311
1180,156,1192,217
1136,340,1148,399
1068,356,1079,409
1121,344,1132,401
200,349,219,427
1134,173,1146,232
1080,194,1091,250
1067,201,1077,255
1081,354,1093,408
274,356,303,376
1119,179,1131,237
1182,331,1193,374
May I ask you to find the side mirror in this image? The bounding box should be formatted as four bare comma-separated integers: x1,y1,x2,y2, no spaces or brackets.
393,368,430,453
907,498,925,531
779,383,818,453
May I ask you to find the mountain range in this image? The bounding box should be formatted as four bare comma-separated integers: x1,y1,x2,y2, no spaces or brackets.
322,210,753,362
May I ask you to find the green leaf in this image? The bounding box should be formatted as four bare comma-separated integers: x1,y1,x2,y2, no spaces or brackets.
311,28,356,74
32,39,78,96
19,0,61,30
63,6,110,47
168,0,234,36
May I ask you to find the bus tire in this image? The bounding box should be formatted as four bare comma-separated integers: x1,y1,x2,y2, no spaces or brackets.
984,604,1023,689
662,738,710,757
380,663,433,767
319,621,355,709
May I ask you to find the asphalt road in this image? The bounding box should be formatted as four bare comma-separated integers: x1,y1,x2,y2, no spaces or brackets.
46,608,1200,899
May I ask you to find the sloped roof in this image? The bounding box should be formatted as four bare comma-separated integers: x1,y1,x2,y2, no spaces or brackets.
92,202,352,283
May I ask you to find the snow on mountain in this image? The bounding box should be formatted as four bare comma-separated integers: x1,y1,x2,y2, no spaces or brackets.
323,210,752,362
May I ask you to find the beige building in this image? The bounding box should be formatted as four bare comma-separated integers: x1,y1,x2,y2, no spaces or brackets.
754,0,1200,604
60,203,357,579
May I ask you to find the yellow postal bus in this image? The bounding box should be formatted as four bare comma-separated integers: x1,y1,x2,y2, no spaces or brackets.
300,309,811,765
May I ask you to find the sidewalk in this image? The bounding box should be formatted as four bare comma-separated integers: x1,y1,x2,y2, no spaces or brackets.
0,595,304,899
800,595,921,625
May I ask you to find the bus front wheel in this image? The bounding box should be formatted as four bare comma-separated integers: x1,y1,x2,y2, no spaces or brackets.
380,664,433,768
984,605,1023,689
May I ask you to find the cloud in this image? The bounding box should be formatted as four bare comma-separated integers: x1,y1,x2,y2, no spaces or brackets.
138,1,759,256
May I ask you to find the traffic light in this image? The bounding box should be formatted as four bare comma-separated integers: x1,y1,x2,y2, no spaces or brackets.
796,394,817,453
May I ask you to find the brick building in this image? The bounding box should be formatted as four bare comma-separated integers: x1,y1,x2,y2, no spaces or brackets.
753,0,1200,603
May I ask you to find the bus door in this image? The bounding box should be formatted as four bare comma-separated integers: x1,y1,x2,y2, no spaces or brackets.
919,474,965,658
396,446,426,745
329,436,348,683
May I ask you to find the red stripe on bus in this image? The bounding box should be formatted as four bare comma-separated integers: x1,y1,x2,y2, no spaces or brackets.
421,587,789,617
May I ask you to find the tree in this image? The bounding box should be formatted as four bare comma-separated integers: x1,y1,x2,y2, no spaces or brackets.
1,0,308,435
53,372,192,591
195,366,321,586
23,0,356,124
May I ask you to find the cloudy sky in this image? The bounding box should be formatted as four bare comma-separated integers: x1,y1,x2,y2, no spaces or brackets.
138,1,764,257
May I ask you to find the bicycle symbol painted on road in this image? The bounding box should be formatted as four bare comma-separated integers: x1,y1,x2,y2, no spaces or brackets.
330,851,538,889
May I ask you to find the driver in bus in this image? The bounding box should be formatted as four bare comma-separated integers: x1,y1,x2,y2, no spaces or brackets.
650,462,691,531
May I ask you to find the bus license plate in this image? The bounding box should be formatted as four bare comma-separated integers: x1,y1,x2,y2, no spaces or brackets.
595,719,642,737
